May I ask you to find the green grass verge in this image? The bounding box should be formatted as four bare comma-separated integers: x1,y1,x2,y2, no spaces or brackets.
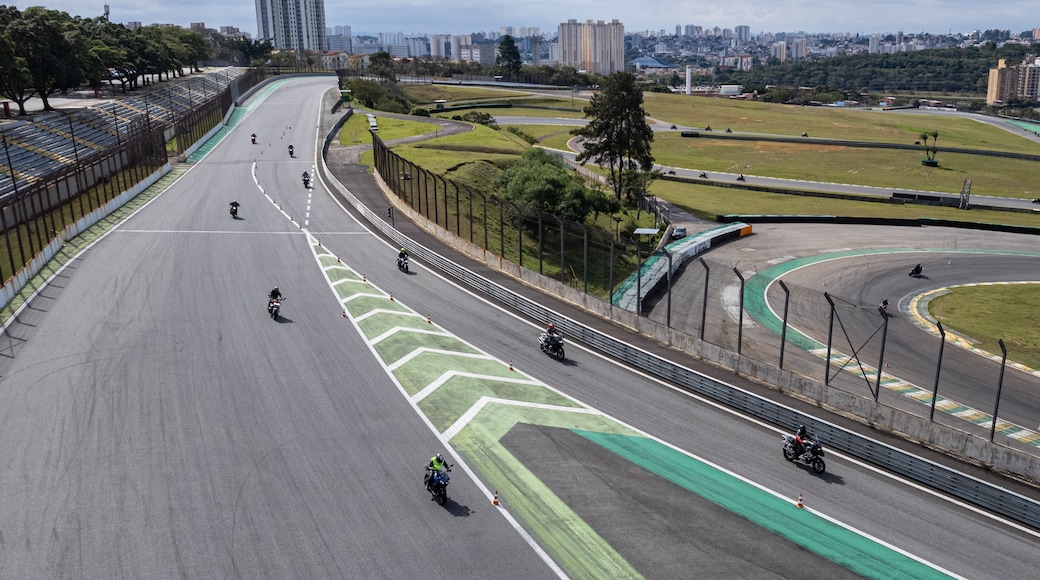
402,85,531,103
649,180,1040,227
929,284,1040,369
338,111,441,143
652,134,1040,198
641,92,1039,153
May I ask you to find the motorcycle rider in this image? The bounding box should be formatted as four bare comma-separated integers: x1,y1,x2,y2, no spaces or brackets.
250,133,256,144
268,286,282,311
878,298,889,317
229,200,240,216
794,425,810,457
911,263,922,277
288,144,294,157
397,247,409,268
545,322,562,347
425,453,448,489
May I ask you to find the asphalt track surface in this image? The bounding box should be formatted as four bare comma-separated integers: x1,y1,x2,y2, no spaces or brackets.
0,77,1037,578
652,223,1040,448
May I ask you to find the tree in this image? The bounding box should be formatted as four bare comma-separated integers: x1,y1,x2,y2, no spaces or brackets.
496,35,521,80
572,71,655,201
919,130,939,164
0,7,36,115
495,148,591,221
7,7,85,112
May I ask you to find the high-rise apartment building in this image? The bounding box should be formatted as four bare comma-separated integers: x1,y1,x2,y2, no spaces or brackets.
429,35,449,59
735,25,750,43
771,41,787,63
557,19,625,75
987,56,1040,105
255,0,326,51
450,35,472,62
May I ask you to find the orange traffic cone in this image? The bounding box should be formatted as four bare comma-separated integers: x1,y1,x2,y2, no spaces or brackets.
389,292,394,301
508,361,514,371
492,491,500,506
796,493,804,508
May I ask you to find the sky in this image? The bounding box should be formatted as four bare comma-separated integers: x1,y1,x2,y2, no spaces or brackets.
9,0,1039,39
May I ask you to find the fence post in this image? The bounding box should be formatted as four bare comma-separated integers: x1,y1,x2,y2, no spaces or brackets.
778,280,791,370
824,292,835,385
734,268,745,356
699,258,709,341
929,322,946,421
989,339,1008,442
875,311,889,402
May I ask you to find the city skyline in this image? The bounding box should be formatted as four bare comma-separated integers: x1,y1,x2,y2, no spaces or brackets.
6,0,1039,40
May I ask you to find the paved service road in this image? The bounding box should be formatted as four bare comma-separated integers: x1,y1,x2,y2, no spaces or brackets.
1,77,1038,578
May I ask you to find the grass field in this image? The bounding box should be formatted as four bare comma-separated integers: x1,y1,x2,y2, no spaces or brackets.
651,135,1040,198
641,92,1040,153
929,284,1040,369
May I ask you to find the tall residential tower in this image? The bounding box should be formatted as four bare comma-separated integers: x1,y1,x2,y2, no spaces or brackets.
557,19,625,75
255,0,327,52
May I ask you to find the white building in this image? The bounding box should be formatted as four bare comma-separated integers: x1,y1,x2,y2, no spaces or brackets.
255,0,326,51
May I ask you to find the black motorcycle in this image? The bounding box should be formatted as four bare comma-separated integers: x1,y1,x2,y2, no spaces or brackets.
539,332,565,361
783,434,826,473
250,133,256,144
302,173,310,188
909,264,923,278
229,202,239,218
424,465,452,506
699,172,708,179
737,174,746,181
268,298,282,320
288,145,294,157
397,255,409,273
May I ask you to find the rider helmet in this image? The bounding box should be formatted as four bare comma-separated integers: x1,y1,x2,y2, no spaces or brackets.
547,323,555,331
436,454,444,463
796,425,806,438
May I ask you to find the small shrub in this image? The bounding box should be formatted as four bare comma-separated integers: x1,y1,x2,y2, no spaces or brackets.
410,107,431,117
507,126,537,144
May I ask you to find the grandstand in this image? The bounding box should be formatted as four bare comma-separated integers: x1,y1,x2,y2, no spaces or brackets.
0,68,247,199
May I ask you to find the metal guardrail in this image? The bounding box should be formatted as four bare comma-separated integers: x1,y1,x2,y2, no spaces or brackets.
319,130,1040,532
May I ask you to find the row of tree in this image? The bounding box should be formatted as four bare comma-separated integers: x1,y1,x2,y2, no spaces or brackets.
717,42,1040,96
0,6,273,116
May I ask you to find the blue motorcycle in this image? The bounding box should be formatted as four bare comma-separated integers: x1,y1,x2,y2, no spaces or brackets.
424,465,452,505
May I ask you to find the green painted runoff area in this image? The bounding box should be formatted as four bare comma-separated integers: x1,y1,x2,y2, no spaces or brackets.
575,429,952,580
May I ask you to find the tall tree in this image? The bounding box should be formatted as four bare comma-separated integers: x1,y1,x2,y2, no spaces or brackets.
0,7,36,115
572,71,655,201
7,7,84,112
496,35,522,80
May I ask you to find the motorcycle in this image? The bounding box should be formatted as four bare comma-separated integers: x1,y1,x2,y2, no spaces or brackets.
302,173,310,188
539,332,565,361
229,203,239,218
397,255,409,273
783,434,826,473
699,172,708,179
250,133,256,144
736,174,746,182
909,264,923,278
268,298,281,320
288,145,294,157
424,465,452,506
